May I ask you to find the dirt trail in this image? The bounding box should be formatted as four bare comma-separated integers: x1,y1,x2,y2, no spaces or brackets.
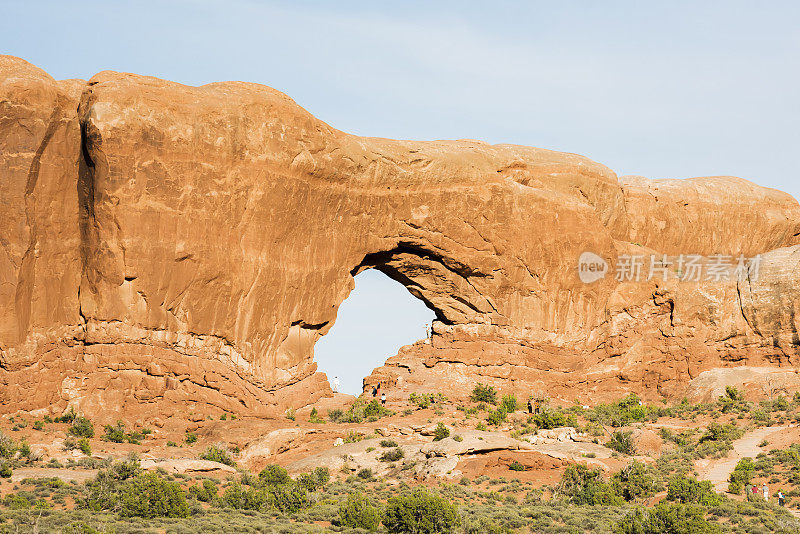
697,426,787,492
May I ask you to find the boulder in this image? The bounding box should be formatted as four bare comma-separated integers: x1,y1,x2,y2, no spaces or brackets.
527,427,588,444
140,458,236,474
421,430,533,458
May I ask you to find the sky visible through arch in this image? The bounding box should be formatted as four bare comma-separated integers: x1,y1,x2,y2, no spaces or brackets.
313,270,435,396
3,1,798,394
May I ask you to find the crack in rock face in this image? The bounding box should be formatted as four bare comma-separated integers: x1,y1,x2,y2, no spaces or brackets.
1,55,799,418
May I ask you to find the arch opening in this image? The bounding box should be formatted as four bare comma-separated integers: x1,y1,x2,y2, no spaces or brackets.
314,269,436,396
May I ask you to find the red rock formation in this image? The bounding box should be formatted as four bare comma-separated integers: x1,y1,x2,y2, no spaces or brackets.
1,56,798,418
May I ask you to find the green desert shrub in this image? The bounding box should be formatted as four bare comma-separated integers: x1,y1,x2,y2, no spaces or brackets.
339,492,381,531
79,459,141,512
297,467,330,492
200,445,236,467
727,457,755,495
751,409,772,425
111,455,143,480
381,439,399,448
69,416,94,438
380,447,405,462
500,394,519,413
103,422,126,443
344,430,364,443
333,399,393,424
327,408,345,422
55,407,77,424
699,422,742,444
259,464,291,486
382,489,460,534
608,430,636,455
270,482,312,513
309,407,324,423
409,393,437,409
222,473,311,513
694,423,742,459
587,394,649,427
610,460,658,502
0,432,18,458
311,466,330,487
614,503,721,534
17,440,31,458
718,386,747,413
486,407,508,426
364,399,392,419
462,516,515,534
188,479,218,502
557,464,622,505
470,383,497,405
529,407,575,430
433,422,450,441
667,475,723,506
119,472,190,518
0,460,12,478
508,461,527,472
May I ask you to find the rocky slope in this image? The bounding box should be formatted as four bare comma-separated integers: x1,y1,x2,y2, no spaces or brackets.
1,56,798,419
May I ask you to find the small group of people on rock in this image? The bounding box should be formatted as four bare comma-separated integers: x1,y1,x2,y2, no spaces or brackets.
330,376,387,405
527,396,545,414
371,383,386,405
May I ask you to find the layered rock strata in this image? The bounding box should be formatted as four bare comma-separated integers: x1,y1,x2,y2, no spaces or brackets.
1,56,799,418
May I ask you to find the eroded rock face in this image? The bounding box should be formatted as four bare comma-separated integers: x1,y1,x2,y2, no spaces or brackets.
1,55,799,417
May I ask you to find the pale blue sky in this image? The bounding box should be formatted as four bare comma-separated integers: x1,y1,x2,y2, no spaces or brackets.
4,1,798,394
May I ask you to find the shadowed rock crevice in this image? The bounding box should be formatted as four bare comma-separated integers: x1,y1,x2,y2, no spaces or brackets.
352,243,496,326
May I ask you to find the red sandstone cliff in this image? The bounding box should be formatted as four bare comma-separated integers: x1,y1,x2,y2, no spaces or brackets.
1,56,798,419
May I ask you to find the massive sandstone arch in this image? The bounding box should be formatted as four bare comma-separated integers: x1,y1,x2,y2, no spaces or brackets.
1,55,799,420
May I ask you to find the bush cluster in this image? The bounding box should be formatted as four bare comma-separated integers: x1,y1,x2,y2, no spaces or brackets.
556,464,622,506
409,392,447,409
433,422,450,441
380,447,405,462
383,489,460,534
69,416,95,439
119,472,189,518
222,464,317,513
667,475,722,506
338,488,459,533
79,456,190,518
727,457,755,495
103,421,150,444
339,492,381,531
200,445,236,467
585,394,652,427
608,430,636,455
500,394,519,413
328,399,392,423
470,384,498,405
615,503,721,534
528,407,577,430
610,461,658,502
